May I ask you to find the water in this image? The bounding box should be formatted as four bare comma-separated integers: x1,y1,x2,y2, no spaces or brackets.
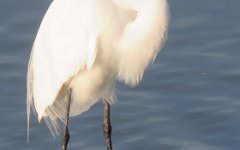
0,0,240,149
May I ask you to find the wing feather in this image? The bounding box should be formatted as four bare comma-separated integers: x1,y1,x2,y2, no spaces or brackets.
27,0,100,122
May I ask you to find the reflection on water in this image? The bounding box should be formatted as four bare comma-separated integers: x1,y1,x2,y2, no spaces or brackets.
0,0,240,149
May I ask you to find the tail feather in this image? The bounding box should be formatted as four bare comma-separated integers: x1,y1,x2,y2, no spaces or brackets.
42,83,71,137
44,98,68,136
26,50,34,142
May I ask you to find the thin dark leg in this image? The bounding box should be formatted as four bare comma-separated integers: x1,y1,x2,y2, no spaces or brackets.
61,89,72,150
103,100,112,150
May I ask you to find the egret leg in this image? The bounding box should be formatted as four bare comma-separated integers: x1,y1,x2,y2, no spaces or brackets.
61,89,72,150
103,100,112,150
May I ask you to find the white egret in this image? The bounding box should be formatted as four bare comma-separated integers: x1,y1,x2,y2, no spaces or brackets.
27,0,169,149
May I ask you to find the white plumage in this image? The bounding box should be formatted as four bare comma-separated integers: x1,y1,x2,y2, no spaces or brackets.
27,0,169,139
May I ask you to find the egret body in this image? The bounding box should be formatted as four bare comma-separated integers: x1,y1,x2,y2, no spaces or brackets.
27,0,169,149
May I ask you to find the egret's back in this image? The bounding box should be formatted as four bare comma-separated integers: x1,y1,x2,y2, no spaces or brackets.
27,0,169,137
